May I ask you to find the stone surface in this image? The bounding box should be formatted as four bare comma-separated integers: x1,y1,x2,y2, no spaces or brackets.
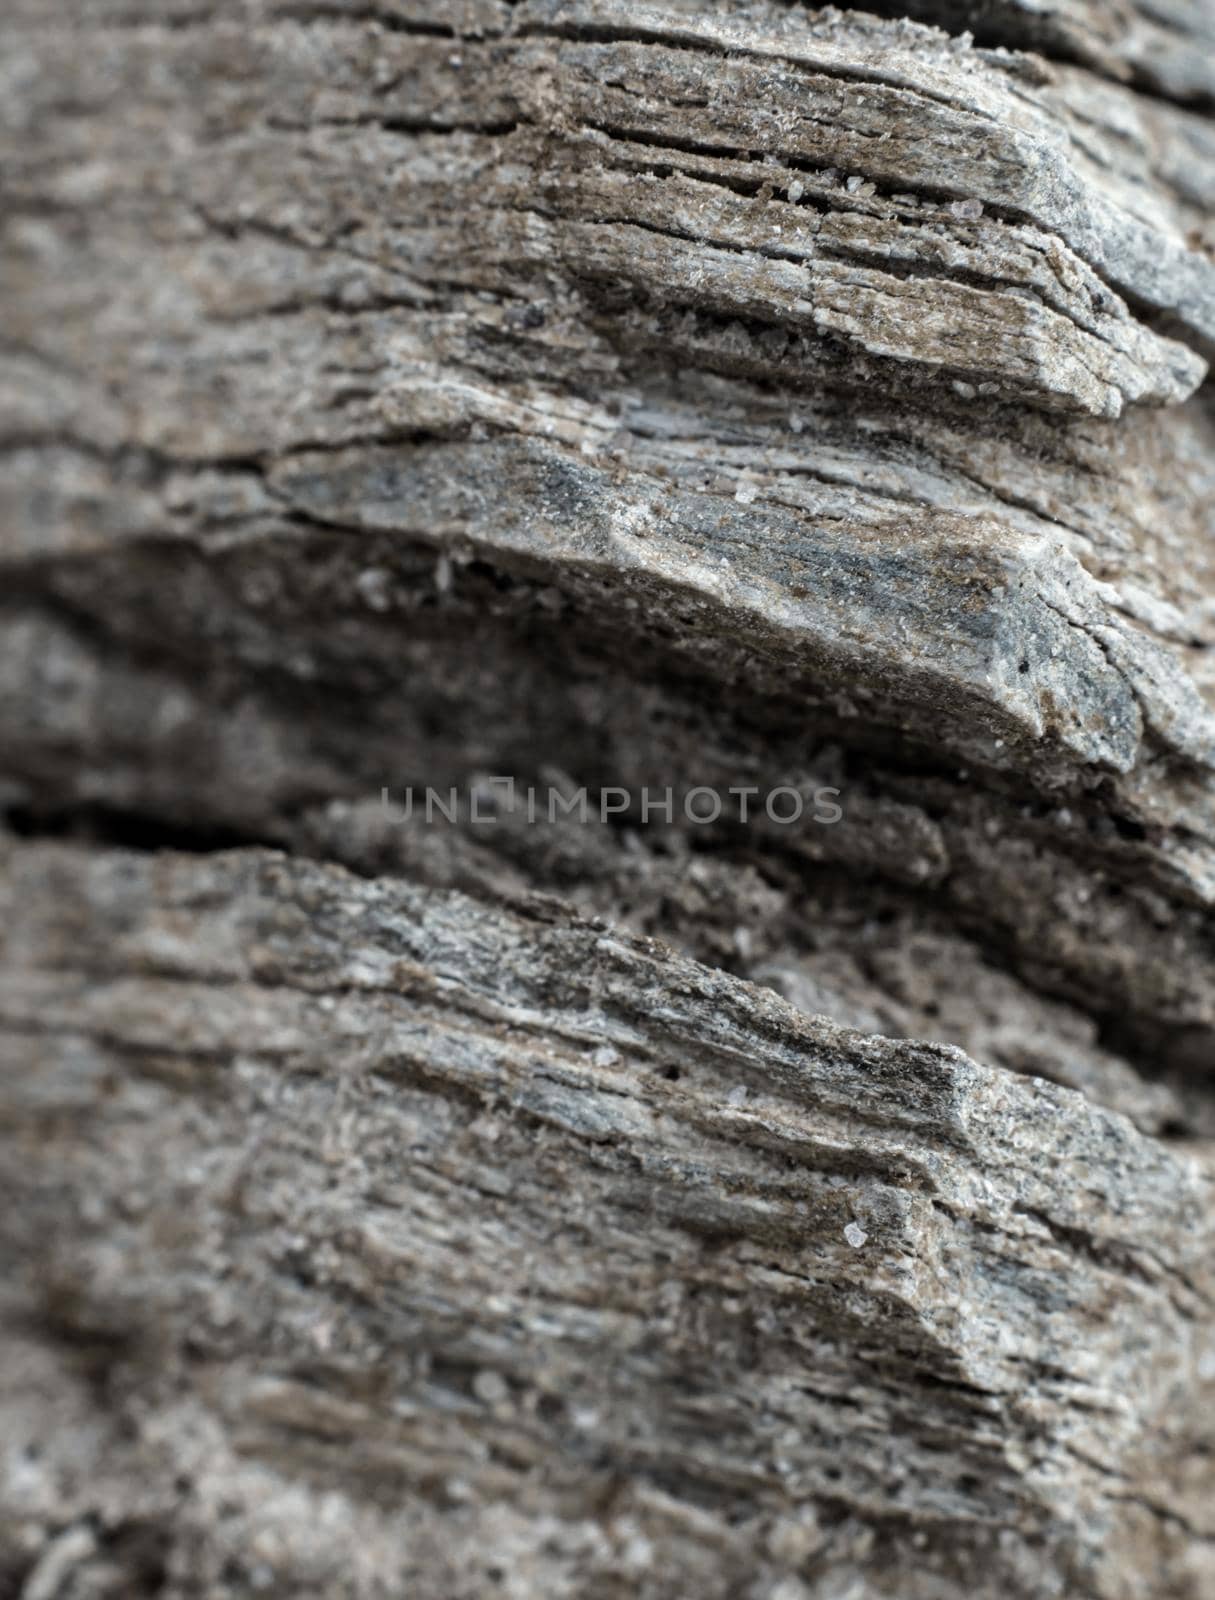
2,1,1214,1596
2,843,1214,1599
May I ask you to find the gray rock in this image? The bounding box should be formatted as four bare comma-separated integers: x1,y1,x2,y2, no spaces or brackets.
2,2,1214,1595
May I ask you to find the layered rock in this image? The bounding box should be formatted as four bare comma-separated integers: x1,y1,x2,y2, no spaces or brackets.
2,2,1214,1595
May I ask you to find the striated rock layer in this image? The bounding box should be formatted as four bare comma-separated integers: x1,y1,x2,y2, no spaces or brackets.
2,1,1214,1596
2,843,1214,1599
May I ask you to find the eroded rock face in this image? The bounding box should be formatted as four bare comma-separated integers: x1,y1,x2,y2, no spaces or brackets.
2,843,1213,1599
2,2,1214,1597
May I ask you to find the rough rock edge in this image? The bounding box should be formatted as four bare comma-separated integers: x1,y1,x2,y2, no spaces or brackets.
1,841,1213,1599
3,2,1215,1596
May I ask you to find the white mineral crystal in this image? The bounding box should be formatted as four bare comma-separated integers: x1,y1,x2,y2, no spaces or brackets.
473,1370,510,1404
355,567,392,612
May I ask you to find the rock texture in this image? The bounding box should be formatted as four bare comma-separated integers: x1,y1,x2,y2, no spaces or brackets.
3,842,1214,1600
2,2,1214,1597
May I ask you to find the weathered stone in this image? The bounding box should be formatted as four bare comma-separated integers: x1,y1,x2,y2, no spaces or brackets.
2,843,1213,1599
2,2,1214,1595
